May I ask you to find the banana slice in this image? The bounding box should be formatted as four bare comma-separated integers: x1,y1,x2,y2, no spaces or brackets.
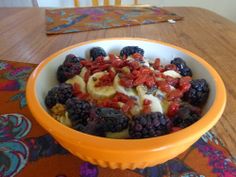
136,85,164,113
54,112,72,127
113,74,137,97
143,94,163,113
87,72,116,99
79,67,88,79
163,70,182,78
106,129,129,139
66,75,86,93
136,85,147,97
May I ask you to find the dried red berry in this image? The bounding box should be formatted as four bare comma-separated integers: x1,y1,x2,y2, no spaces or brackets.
153,58,160,69
165,64,177,71
167,102,180,117
167,89,183,101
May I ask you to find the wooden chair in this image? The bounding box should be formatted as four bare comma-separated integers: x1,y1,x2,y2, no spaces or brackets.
74,0,139,7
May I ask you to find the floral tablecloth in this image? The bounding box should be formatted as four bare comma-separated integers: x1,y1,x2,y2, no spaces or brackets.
0,60,236,177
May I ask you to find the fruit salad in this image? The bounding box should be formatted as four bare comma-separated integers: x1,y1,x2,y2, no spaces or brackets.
45,46,209,139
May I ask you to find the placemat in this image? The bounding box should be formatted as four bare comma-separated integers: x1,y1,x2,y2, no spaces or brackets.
1,60,236,177
46,6,183,35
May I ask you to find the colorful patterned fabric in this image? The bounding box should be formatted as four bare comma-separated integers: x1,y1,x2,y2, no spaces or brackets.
46,6,183,34
0,60,236,177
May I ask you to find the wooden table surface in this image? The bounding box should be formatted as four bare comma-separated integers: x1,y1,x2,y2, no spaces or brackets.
0,7,236,156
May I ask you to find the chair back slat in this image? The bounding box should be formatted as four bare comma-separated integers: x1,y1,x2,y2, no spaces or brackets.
92,0,99,6
74,0,138,7
74,0,79,7
104,0,110,6
115,0,121,5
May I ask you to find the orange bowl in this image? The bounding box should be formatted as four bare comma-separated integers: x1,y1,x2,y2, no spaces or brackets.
26,38,226,170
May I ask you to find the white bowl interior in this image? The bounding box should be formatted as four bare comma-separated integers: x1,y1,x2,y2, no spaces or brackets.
35,39,215,115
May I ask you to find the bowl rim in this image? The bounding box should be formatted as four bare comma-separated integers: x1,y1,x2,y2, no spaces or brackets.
26,37,226,151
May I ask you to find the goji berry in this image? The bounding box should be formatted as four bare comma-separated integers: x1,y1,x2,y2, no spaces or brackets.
165,76,179,87
153,58,160,69
143,99,151,105
132,53,143,60
165,64,177,71
156,80,171,93
133,75,147,86
167,101,180,117
84,69,91,83
179,76,192,92
72,83,82,95
167,89,183,101
112,59,124,68
157,66,165,72
144,77,156,88
143,105,151,114
120,78,133,88
129,61,140,70
80,60,93,67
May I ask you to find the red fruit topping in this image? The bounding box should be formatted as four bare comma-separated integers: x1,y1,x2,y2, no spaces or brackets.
165,64,177,71
141,68,152,74
167,101,180,117
143,99,151,105
157,66,165,72
129,61,140,70
165,76,179,87
112,59,124,68
153,58,160,69
155,72,165,78
84,69,91,83
120,78,133,88
145,77,156,88
72,83,81,95
133,75,147,86
95,56,104,63
132,70,141,77
132,53,143,60
95,70,115,87
80,60,93,67
143,105,151,114
108,53,117,61
179,76,192,92
92,64,110,73
72,83,89,100
167,89,183,101
113,92,129,102
156,80,171,93
122,99,134,113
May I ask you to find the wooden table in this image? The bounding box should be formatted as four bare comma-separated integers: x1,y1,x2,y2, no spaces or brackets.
0,7,236,156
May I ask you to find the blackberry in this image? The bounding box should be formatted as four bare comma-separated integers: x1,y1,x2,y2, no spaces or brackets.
75,116,105,137
93,107,129,132
120,46,144,58
173,104,201,128
57,54,84,83
129,112,171,139
45,83,73,109
75,107,129,137
66,98,92,126
57,63,82,83
90,47,107,60
64,54,84,64
171,58,192,76
184,79,209,106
